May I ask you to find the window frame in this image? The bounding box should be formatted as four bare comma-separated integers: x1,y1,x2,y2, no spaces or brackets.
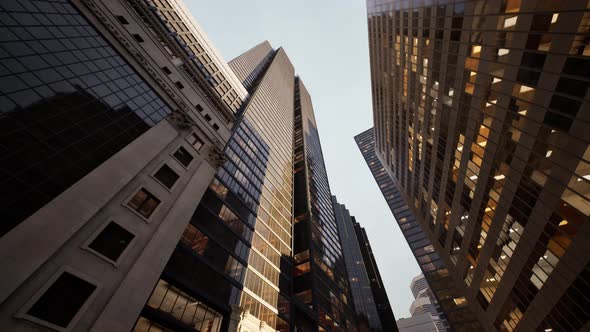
171,145,194,169
16,266,100,332
82,218,136,266
132,34,144,43
151,162,181,191
123,186,162,222
185,132,205,152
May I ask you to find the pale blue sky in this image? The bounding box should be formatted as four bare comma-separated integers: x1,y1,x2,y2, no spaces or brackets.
187,0,421,318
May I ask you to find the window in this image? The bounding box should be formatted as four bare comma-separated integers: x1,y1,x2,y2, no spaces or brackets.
195,104,203,112
26,272,96,328
212,123,219,131
115,16,129,25
162,66,171,75
127,188,160,218
531,14,553,31
154,164,179,189
134,317,173,332
204,114,212,121
132,34,144,43
88,222,135,262
187,133,204,151
143,280,223,331
174,81,184,89
173,146,193,167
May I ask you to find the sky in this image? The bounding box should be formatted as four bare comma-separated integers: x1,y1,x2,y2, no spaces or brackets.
186,0,421,318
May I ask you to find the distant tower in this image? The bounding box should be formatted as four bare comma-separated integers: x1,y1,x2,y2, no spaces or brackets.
409,274,449,331
332,196,398,331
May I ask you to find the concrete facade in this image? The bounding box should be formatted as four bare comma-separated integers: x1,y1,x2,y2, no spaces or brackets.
0,0,242,330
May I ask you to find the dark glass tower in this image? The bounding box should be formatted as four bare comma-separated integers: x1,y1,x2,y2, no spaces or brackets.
292,77,357,331
351,214,398,332
366,0,590,330
332,195,397,332
355,128,479,330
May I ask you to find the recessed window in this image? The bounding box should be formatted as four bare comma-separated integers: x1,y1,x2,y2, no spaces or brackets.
174,81,184,89
195,104,203,112
88,222,135,262
521,52,546,69
550,95,581,117
556,77,589,98
212,123,220,131
132,34,144,43
154,164,179,189
204,114,212,121
531,14,553,32
115,16,129,25
27,272,96,328
127,188,160,218
162,66,171,75
187,133,204,151
173,146,194,167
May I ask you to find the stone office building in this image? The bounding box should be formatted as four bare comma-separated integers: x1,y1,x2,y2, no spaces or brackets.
0,0,246,330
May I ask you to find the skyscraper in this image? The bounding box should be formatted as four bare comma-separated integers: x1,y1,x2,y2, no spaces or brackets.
352,210,399,332
136,41,295,332
137,45,360,331
332,196,385,331
0,1,364,332
0,0,245,330
292,77,357,331
409,274,448,331
366,0,590,331
355,128,479,330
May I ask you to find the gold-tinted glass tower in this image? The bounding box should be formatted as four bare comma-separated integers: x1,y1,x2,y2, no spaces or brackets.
367,0,590,331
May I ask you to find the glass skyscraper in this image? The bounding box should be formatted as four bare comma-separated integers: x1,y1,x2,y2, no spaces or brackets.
332,196,382,330
355,128,479,330
137,42,359,332
292,77,357,331
366,0,590,331
138,42,295,331
332,195,398,332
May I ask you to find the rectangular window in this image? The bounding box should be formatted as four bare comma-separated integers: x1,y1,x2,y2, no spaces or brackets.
172,146,193,167
27,272,96,328
115,16,129,25
187,133,204,151
204,114,212,121
195,104,203,112
212,123,219,131
174,81,184,89
88,221,135,262
154,164,179,189
132,34,144,43
127,188,160,218
162,66,171,75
